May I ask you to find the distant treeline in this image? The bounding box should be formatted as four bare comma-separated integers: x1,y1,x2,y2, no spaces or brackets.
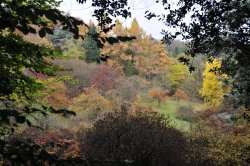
166,40,188,57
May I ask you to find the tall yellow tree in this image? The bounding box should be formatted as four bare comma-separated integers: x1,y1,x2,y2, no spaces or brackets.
200,59,227,109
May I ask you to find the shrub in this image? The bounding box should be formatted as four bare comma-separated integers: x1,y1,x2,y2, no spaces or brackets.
14,128,80,159
53,59,102,98
116,78,138,103
191,121,250,166
79,110,200,165
39,77,70,109
176,104,197,122
90,65,120,92
68,88,112,121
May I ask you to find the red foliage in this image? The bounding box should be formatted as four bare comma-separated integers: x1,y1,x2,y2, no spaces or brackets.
35,131,57,145
34,129,80,158
32,72,48,80
90,66,119,92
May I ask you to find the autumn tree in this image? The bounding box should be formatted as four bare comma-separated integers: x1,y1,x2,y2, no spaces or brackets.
116,78,138,103
136,37,170,80
69,89,110,112
200,59,227,109
145,0,250,110
102,21,170,79
69,88,113,120
90,66,120,92
53,59,103,98
174,89,188,104
62,38,85,59
39,77,70,110
164,61,193,89
128,18,144,37
112,20,127,36
148,87,168,107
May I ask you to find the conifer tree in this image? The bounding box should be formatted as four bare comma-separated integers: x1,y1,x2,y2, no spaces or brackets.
123,61,138,76
128,18,144,37
83,23,100,63
112,20,127,36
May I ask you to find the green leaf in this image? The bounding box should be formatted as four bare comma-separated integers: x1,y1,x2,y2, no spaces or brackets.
26,120,32,127
39,28,46,38
45,27,54,35
16,116,26,124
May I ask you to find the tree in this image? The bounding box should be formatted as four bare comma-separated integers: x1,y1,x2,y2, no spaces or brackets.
83,23,100,63
123,60,139,76
165,61,192,89
102,22,170,79
148,87,168,107
112,20,127,36
116,78,138,103
39,77,70,110
200,59,227,109
146,0,250,110
90,66,120,92
128,18,144,37
166,40,187,57
48,29,74,50
62,38,86,59
69,88,112,120
174,89,188,104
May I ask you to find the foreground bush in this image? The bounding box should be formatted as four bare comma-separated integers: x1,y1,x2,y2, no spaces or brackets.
191,120,250,166
80,110,202,165
15,128,80,159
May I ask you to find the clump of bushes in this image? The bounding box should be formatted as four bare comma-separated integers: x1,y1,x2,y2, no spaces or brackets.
176,104,197,122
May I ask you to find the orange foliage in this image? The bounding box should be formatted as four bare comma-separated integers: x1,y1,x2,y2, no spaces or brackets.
101,19,170,79
34,129,80,159
40,77,70,109
174,89,188,102
148,87,168,107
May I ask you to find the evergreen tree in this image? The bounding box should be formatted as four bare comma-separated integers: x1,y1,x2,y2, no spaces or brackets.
48,29,73,50
123,61,138,76
83,23,100,63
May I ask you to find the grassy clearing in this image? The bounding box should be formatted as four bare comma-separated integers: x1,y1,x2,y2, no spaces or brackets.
140,98,200,131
